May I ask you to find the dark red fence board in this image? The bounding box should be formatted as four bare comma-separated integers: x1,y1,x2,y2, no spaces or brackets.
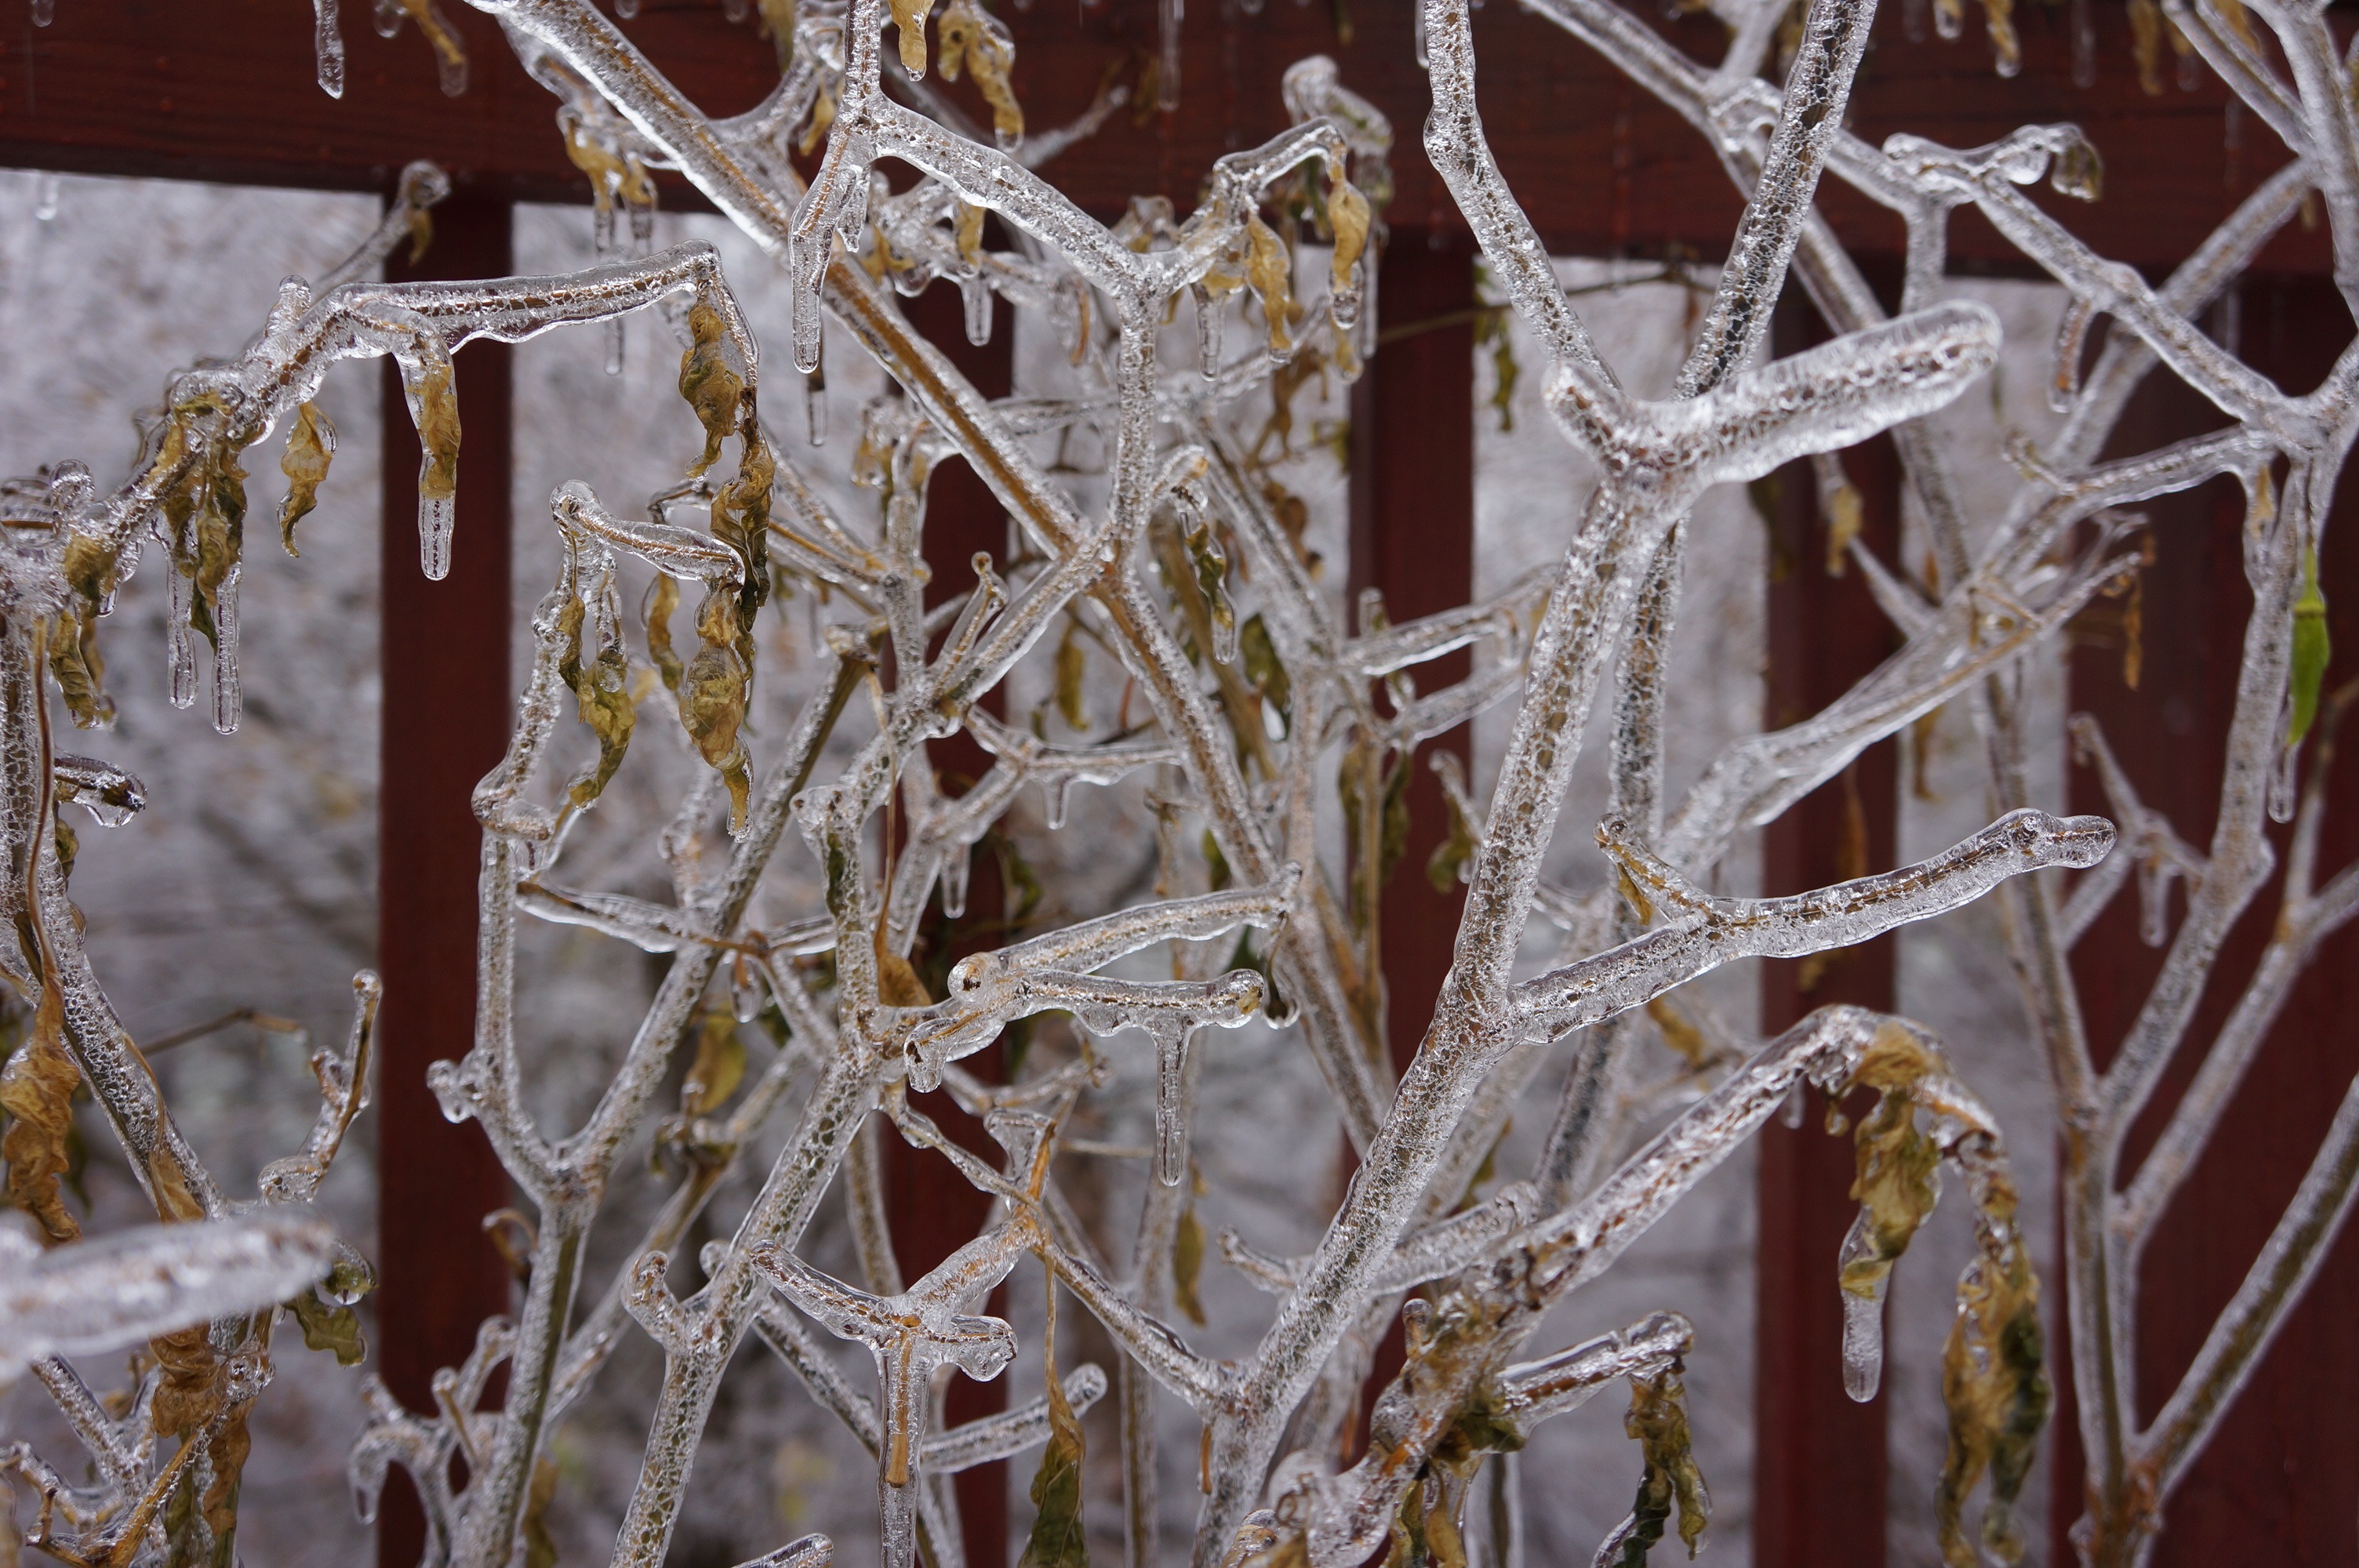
1754,290,1906,1568
880,276,1016,1568
0,0,2328,276
2051,275,2359,1567
373,191,518,1568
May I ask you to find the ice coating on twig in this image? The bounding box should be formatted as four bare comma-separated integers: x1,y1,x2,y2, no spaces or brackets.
21,0,2359,1563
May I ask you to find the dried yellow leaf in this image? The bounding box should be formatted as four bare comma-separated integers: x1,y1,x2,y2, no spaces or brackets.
1841,1025,1944,1302
890,0,934,77
1327,175,1371,300
1608,1367,1709,1565
0,981,80,1243
955,200,987,266
1244,216,1297,358
681,590,754,830
278,401,336,557
682,1011,747,1117
645,572,684,694
937,0,1025,142
874,932,932,1009
679,302,746,478
556,588,636,811
1172,1200,1207,1327
1823,482,1863,577
758,0,798,71
1018,1275,1088,1568
1054,622,1089,731
291,1284,368,1366
412,361,462,505
1936,1173,2048,1568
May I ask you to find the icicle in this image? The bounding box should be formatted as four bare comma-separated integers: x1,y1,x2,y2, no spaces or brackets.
209,558,243,735
960,277,994,346
314,0,347,96
30,0,51,24
1840,1279,1888,1401
2135,855,2173,947
1194,281,1222,379
730,953,769,1022
1041,774,1072,830
940,848,971,920
1152,1022,1194,1186
2070,0,2095,87
1158,0,1182,109
34,174,60,223
2269,739,2299,823
166,557,198,710
805,358,828,446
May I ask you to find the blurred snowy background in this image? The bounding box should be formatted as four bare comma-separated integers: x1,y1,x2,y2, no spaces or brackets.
0,169,2069,1568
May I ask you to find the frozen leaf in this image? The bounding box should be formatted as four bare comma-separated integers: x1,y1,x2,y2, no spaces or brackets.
278,401,336,557
680,589,754,829
1054,622,1090,731
524,1457,562,1568
682,1011,748,1117
2288,544,2330,747
1173,1188,1207,1327
291,1283,368,1366
1182,518,1237,665
890,0,934,76
1018,1285,1088,1568
680,303,747,478
151,1323,220,1441
557,588,636,811
1427,775,1478,894
876,932,933,1009
937,0,1024,143
645,572,684,694
1327,174,1371,303
1244,215,1298,359
1597,1367,1708,1566
1240,614,1291,729
0,982,81,1243
1935,1175,2047,1568
1841,1027,1943,1302
394,0,468,95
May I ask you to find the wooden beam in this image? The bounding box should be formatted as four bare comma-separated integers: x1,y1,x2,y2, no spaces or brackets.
2051,276,2359,1567
1343,230,1478,1458
880,275,1016,1568
373,192,518,1568
0,0,2326,275
1349,230,1477,1076
1754,288,1905,1568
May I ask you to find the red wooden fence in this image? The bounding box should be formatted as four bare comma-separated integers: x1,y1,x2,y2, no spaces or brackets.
2,2,2351,1564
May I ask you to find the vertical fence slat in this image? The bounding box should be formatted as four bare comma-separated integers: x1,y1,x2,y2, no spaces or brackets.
2053,275,2359,1567
1343,229,1477,1460
881,278,1017,1568
375,190,517,1568
1753,292,1901,1568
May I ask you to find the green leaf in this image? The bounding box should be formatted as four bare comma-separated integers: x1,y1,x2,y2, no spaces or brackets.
2289,543,2332,748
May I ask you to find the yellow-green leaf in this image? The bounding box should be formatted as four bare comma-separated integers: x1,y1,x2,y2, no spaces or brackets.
278,401,336,557
1053,622,1090,731
645,573,685,695
678,303,745,479
1172,1200,1207,1328
1018,1283,1088,1568
524,1456,562,1568
1243,216,1296,358
682,1011,748,1118
0,981,81,1243
1608,1367,1709,1566
937,0,1024,141
889,0,935,76
291,1284,369,1367
2289,543,2331,748
411,361,461,506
